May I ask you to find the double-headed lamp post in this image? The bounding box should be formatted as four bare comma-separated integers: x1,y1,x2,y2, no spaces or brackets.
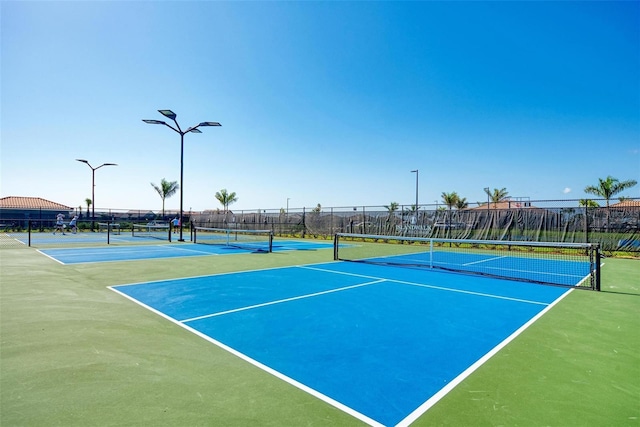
143,110,221,242
76,159,117,226
484,187,490,212
410,169,419,211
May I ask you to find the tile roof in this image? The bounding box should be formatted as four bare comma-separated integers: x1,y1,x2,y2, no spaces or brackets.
610,199,640,207
469,200,538,210
0,196,73,210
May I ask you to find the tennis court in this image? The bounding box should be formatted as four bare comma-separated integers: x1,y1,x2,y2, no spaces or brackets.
37,239,334,264
111,256,578,426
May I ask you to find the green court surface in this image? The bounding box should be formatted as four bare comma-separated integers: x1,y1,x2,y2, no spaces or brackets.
1,241,638,426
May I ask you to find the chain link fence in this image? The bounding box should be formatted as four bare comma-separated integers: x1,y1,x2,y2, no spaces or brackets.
1,199,638,253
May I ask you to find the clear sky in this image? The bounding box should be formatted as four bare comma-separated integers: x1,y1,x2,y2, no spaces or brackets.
2,1,639,212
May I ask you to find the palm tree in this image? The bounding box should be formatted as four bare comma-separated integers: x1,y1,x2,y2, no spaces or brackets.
578,199,600,208
485,187,509,207
441,192,459,210
151,179,179,218
455,197,469,209
84,198,92,217
384,202,399,218
215,189,238,212
441,192,459,230
584,176,637,207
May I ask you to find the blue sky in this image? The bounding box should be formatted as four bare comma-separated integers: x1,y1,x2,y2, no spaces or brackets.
2,1,639,212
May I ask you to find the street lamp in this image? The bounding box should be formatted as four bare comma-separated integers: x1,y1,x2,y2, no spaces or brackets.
143,110,221,241
76,159,117,227
410,168,419,211
484,187,490,213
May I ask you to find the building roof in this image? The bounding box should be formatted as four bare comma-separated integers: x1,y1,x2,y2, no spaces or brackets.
610,199,640,208
469,200,538,210
0,196,72,210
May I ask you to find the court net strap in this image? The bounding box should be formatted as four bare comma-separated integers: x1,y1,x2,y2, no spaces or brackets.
333,233,600,290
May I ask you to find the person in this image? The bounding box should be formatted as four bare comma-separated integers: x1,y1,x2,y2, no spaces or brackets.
68,215,78,234
172,217,179,233
53,213,66,235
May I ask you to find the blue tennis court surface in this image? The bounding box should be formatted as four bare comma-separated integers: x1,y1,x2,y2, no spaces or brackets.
38,240,333,264
111,261,573,426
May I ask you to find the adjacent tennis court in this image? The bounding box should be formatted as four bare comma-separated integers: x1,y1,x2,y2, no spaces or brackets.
111,254,580,426
37,239,334,264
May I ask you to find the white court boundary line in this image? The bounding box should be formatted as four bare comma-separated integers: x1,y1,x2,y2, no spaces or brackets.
109,262,572,426
109,282,385,427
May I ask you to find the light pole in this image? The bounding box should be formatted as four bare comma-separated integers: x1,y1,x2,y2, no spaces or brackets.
287,198,290,215
410,169,419,217
484,187,490,209
143,110,221,241
76,159,117,227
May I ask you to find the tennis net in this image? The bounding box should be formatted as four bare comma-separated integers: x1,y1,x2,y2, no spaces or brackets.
193,227,273,252
132,224,171,241
98,222,121,235
334,233,601,290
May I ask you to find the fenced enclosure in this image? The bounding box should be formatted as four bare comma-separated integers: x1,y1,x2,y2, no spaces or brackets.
1,198,638,252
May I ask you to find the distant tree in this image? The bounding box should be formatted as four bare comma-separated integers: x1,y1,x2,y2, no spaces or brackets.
441,192,459,229
485,187,509,206
85,198,92,217
151,179,179,218
579,199,600,208
455,197,469,209
441,192,459,210
384,202,399,219
215,189,238,212
584,176,637,207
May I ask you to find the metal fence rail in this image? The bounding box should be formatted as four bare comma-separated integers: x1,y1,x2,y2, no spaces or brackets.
1,198,638,252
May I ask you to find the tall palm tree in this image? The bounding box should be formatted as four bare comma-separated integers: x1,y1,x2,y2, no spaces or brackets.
441,192,459,210
455,197,469,209
215,189,238,212
441,192,459,229
151,179,179,218
384,202,399,217
84,198,92,217
485,187,509,207
584,176,637,207
578,199,600,208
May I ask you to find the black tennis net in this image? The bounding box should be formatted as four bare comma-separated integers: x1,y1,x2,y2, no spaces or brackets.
193,227,273,252
334,233,600,290
132,224,171,241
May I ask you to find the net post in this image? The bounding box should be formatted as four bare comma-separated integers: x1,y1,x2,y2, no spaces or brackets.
268,231,273,253
168,224,172,243
28,219,32,247
429,238,433,268
107,220,111,245
192,225,197,244
595,245,601,291
333,233,339,260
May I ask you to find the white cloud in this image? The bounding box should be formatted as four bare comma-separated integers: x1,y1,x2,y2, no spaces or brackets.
563,187,572,194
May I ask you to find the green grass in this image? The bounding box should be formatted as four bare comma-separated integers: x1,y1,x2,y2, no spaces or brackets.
1,242,638,426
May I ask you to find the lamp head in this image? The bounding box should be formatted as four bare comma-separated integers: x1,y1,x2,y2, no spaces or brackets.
143,119,166,125
158,110,177,120
199,122,221,127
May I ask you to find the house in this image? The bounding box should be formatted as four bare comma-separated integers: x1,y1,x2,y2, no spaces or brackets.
610,199,640,208
0,196,73,227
